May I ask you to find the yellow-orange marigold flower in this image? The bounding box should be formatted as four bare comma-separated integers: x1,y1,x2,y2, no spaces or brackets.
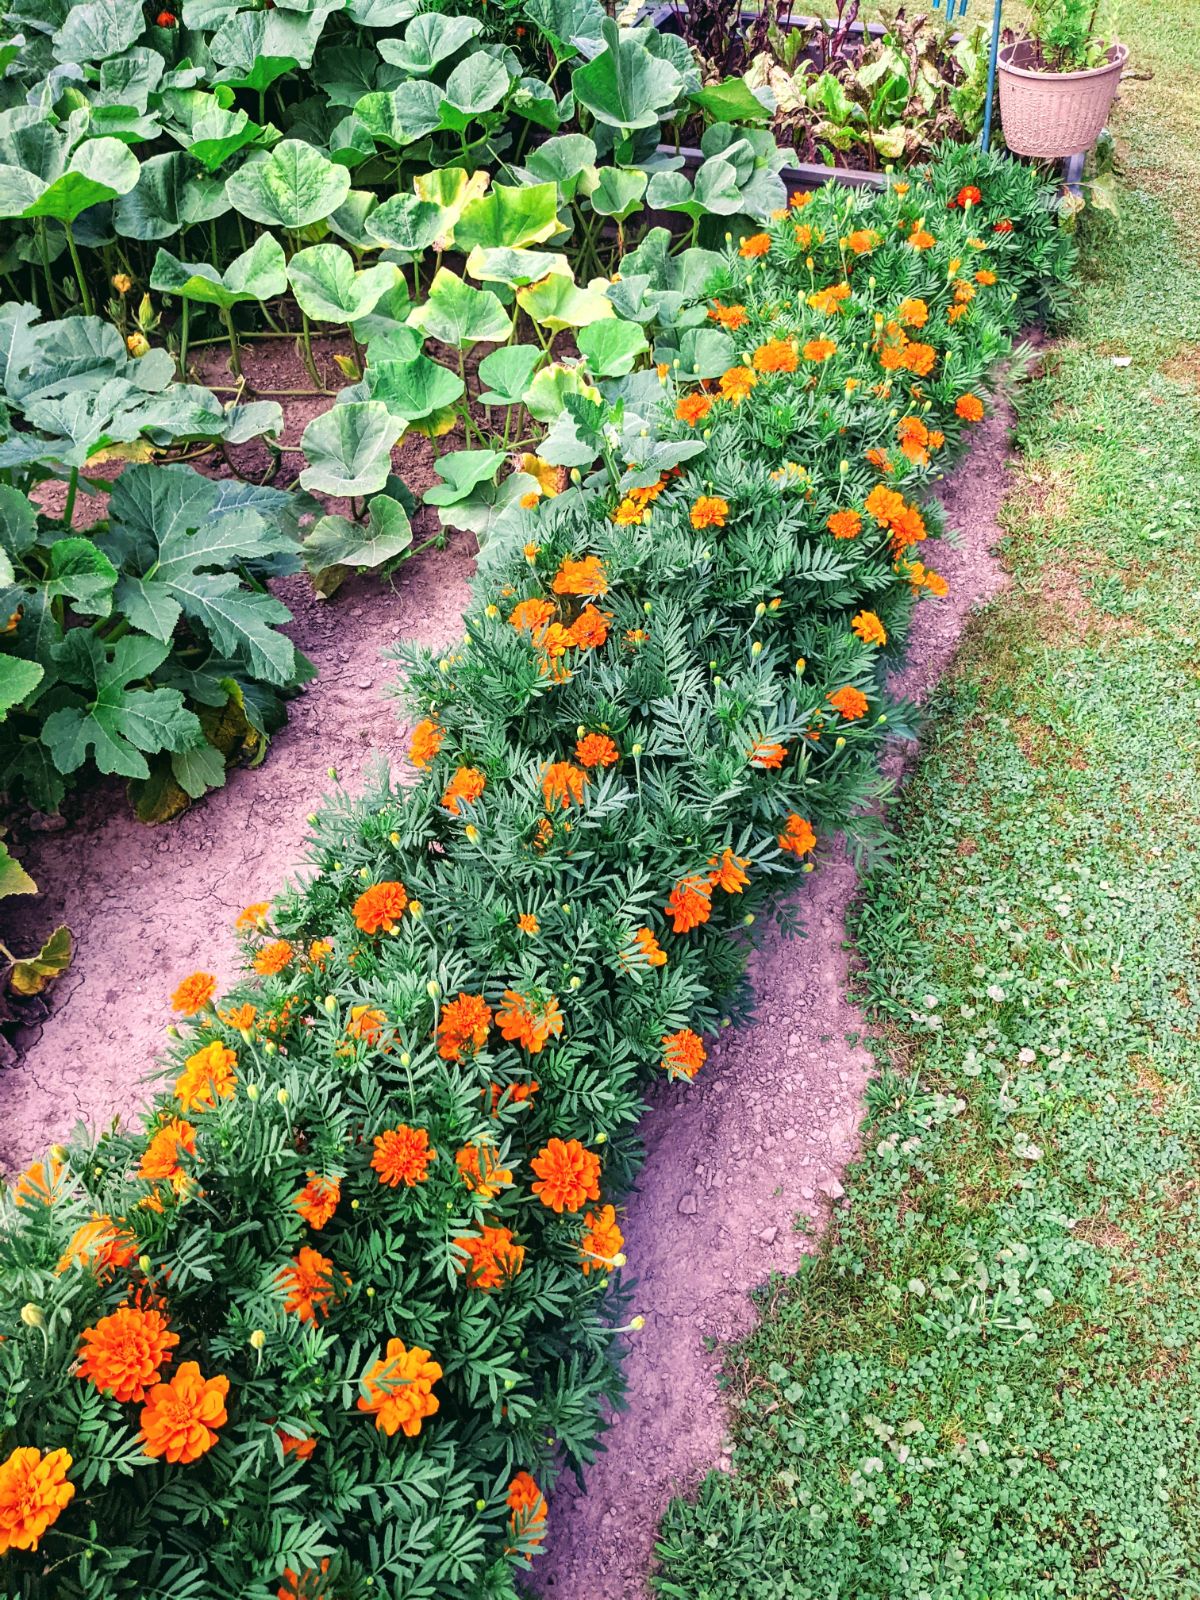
903,341,936,376
633,926,668,967
139,1117,196,1192
0,1447,74,1554
579,1205,624,1275
956,393,985,421
371,1124,436,1187
510,597,555,634
345,1005,386,1045
357,1339,441,1437
518,912,539,935
294,1173,340,1230
277,1247,337,1324
851,610,887,646
56,1214,137,1278
552,555,607,598
174,1040,236,1112
455,1223,525,1290
709,847,750,894
908,227,935,250
708,300,749,330
803,338,837,363
753,338,798,374
576,732,619,768
568,603,612,651
171,972,216,1016
438,992,492,1061
139,1362,229,1464
676,392,713,425
666,875,713,934
409,718,444,769
748,739,786,770
13,1153,65,1207
78,1305,179,1403
531,1137,600,1213
739,232,771,258
808,281,851,315
278,1559,330,1600
507,1470,548,1547
845,228,880,254
976,268,997,286
897,297,928,328
497,989,563,1054
235,902,269,931
827,685,869,720
826,509,862,540
353,880,408,934
253,939,294,977
778,814,817,855
441,766,486,815
277,1432,317,1461
661,1027,706,1080
542,760,587,811
690,495,729,530
719,365,757,404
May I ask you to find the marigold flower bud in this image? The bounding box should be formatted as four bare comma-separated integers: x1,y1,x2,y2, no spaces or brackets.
166,1024,179,1039
333,861,343,870
276,1089,288,1107
400,1051,411,1067
239,1027,253,1044
836,736,846,749
20,1303,44,1328
596,1131,607,1145
327,767,337,781
351,1198,360,1210
755,602,766,616
246,1083,259,1101
630,1315,645,1330
409,901,423,918
438,659,450,674
476,1500,487,1512
642,601,652,615
264,1042,277,1057
426,980,440,998
307,813,318,826
365,1285,375,1297
744,913,755,925
389,831,400,846
359,867,370,881
324,995,338,1014
249,1329,265,1350
465,825,480,843
631,743,643,756
751,641,762,656
569,976,581,989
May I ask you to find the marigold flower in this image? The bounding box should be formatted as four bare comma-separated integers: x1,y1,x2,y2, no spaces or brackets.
254,939,294,977
139,1117,196,1192
947,303,970,324
278,1559,329,1600
371,1124,435,1187
908,227,935,250
308,939,332,967
518,912,539,935
923,568,949,597
139,1362,229,1464
277,1247,337,1324
277,1432,317,1461
792,190,813,209
0,1447,74,1554
438,992,493,1060
455,1223,525,1290
865,484,906,526
851,610,887,646
174,1040,236,1112
708,301,748,330
510,597,555,634
409,718,443,769
953,279,976,305
897,297,928,328
752,338,798,374
171,972,217,1016
890,504,926,550
661,1027,706,1080
803,338,837,363
441,767,486,815
531,1137,600,1213
497,989,563,1053
748,739,786,770
808,281,851,316
579,1205,624,1275
676,392,713,425
956,393,985,422
826,509,862,540
897,414,930,465
718,365,757,403
633,926,668,967
357,1338,442,1437
552,555,607,598
13,1153,65,1207
345,1005,386,1046
235,902,270,931
353,880,408,934
612,495,648,527
56,1214,138,1278
78,1305,179,1403
956,184,982,207
827,685,869,720
739,232,771,258
845,228,880,254
294,1173,340,1230
576,731,619,768
455,1142,512,1199
624,627,648,648
709,848,750,894
975,268,997,286
903,341,936,376
220,1002,257,1031
568,604,612,651
506,1470,549,1547
778,813,817,855
690,495,729,530
993,217,1013,233
542,760,588,811
488,1078,539,1113
666,875,713,934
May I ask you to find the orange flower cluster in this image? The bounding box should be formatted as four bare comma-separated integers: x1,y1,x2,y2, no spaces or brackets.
851,610,887,646
441,766,486,815
718,365,757,404
357,1339,441,1437
456,1142,512,1199
531,1138,600,1213
844,228,880,254
139,1362,229,1463
353,879,408,933
455,1224,525,1289
865,484,927,553
709,847,750,894
690,495,729,529
78,1305,179,1402
676,392,713,426
0,1447,75,1553
752,338,798,373
345,1004,386,1045
661,1027,707,1080
409,717,443,768
748,738,787,770
827,509,862,540
956,392,985,421
542,759,587,810
803,338,837,363
294,1172,340,1229
552,555,608,598
633,926,668,967
808,281,851,316
507,1471,548,1548
827,685,870,721
371,1124,436,1187
579,1204,624,1274
57,1214,138,1278
277,1246,338,1324
278,1559,330,1600
174,1040,236,1112
739,232,771,258
665,874,713,933
778,813,817,855
576,731,619,768
171,971,216,1016
235,901,269,930
897,296,928,328
708,300,748,330
253,939,294,977
139,1116,196,1195
497,989,563,1054
438,992,492,1061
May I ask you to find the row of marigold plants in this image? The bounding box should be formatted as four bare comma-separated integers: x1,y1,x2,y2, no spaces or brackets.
0,147,1074,1599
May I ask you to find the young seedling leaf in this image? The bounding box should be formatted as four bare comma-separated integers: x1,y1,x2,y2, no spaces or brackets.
577,317,649,377
302,493,413,597
476,344,541,406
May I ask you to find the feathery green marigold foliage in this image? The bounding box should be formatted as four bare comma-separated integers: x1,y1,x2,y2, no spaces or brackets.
0,151,1074,1600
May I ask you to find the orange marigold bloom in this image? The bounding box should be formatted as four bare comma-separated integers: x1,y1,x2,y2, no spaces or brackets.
865,484,906,526
277,1246,338,1325
827,685,869,720
409,718,443,769
294,1172,340,1230
897,297,928,328
739,232,771,258
826,509,862,540
778,813,817,855
507,1470,549,1546
579,1205,624,1275
542,760,588,811
676,392,713,425
253,939,294,977
235,902,269,931
753,338,798,374
518,912,539,935
908,227,935,250
346,1004,386,1045
0,1447,74,1554
568,603,613,650
552,555,607,598
441,766,486,815
78,1305,179,1403
174,1040,236,1112
438,991,493,1061
371,1124,435,1187
357,1338,442,1437
903,341,936,376
897,414,930,465
576,731,619,768
488,1078,539,1113
947,303,969,324
455,1224,526,1290
975,268,997,286
530,1138,600,1214
709,847,750,894
666,875,713,934
633,926,668,967
278,1560,330,1600
139,1117,196,1192
661,1026,706,1080
845,228,880,254
221,1001,257,1031
139,1362,229,1464
277,1432,317,1461
690,495,729,530
496,989,564,1053
56,1214,138,1278
890,504,927,549
808,281,851,315
456,1142,512,1199
956,393,985,422
803,338,837,362
308,939,332,967
171,972,217,1016
718,365,757,403
509,597,555,634
353,880,408,934
14,1153,66,1207
748,739,786,770
708,301,749,330
851,610,887,646
923,568,949,597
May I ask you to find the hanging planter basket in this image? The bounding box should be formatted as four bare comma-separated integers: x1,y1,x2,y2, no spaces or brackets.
997,40,1128,159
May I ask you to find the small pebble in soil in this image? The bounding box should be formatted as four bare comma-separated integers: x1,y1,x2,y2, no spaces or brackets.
678,1193,698,1215
759,1226,778,1245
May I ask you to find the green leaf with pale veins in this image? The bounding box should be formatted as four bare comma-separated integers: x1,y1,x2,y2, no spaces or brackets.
224,139,350,229
571,15,683,131
299,401,405,497
287,244,399,324
0,656,44,719
301,493,413,597
406,267,511,349
377,12,482,74
0,839,37,899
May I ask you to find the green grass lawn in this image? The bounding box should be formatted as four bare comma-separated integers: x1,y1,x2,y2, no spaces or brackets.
652,14,1200,1598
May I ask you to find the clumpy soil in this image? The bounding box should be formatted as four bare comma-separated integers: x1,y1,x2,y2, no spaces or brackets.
531,400,1016,1600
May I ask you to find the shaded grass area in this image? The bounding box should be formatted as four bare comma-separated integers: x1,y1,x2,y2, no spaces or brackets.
651,36,1200,1600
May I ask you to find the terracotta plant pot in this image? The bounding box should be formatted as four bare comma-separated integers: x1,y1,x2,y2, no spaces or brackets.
997,40,1128,159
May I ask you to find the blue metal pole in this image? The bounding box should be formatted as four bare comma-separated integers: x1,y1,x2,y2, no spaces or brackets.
981,0,1004,150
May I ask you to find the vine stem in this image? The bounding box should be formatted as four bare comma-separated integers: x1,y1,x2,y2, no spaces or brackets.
63,223,92,316
220,307,242,377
